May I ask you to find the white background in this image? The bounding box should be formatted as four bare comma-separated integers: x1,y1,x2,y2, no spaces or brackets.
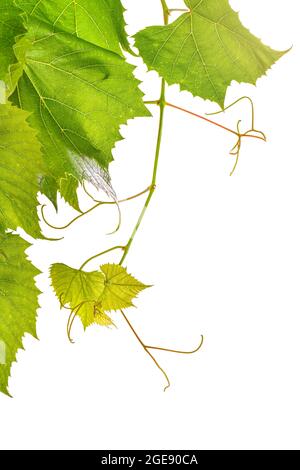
0,0,299,451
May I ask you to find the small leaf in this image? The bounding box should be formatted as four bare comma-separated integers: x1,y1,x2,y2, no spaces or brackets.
59,174,81,213
40,175,58,211
134,0,288,107
0,232,40,396
85,307,113,328
50,263,111,329
99,264,150,312
0,102,44,238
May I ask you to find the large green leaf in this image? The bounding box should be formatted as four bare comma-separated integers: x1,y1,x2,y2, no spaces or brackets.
0,232,40,396
134,0,287,107
0,1,25,80
0,102,44,238
15,0,131,55
9,17,149,191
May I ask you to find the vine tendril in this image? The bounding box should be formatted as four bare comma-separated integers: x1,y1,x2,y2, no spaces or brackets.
79,245,125,271
145,96,267,175
40,186,152,233
206,96,267,175
120,309,204,392
206,95,256,129
145,335,204,355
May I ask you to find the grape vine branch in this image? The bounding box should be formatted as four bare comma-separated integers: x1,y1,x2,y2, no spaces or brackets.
0,0,288,396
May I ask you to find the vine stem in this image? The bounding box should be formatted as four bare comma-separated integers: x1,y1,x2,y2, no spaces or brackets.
78,0,202,392
118,1,195,392
119,81,166,265
118,0,169,266
160,0,170,24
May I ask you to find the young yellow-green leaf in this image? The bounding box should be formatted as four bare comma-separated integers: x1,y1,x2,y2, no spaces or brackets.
0,1,25,80
99,264,150,312
134,0,287,107
0,102,44,238
51,263,150,331
15,0,130,56
0,232,40,396
84,306,114,329
50,263,112,329
9,18,150,185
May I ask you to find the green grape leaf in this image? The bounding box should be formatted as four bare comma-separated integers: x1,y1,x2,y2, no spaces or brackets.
0,1,25,80
134,0,288,107
9,18,150,187
59,174,81,213
50,263,112,329
15,0,131,56
40,175,58,211
0,232,40,396
105,0,132,54
0,102,44,238
98,264,150,312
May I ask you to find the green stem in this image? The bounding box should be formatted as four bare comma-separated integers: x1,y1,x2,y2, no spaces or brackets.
169,8,189,13
160,0,170,23
80,245,125,271
119,80,166,265
119,1,169,266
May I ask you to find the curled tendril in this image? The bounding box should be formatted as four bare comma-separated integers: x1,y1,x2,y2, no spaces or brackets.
145,334,204,355
83,182,122,235
41,203,100,231
82,182,98,203
58,294,86,343
43,235,65,241
67,308,78,344
206,96,256,127
206,96,267,175
41,186,152,234
65,300,95,343
59,294,108,343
